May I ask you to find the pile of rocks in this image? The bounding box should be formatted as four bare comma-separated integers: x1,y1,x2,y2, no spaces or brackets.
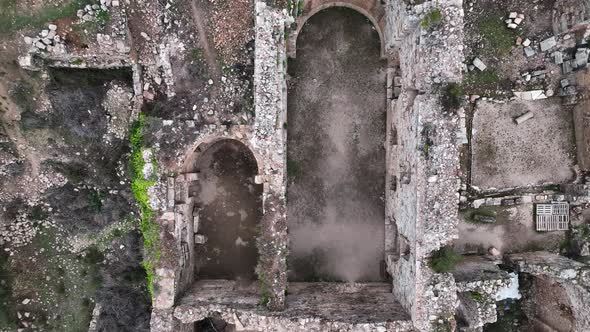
505,12,525,29
24,24,65,54
77,1,119,21
562,47,590,74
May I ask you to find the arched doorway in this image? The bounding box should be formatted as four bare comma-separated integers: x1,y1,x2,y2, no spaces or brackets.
286,7,387,281
188,139,262,280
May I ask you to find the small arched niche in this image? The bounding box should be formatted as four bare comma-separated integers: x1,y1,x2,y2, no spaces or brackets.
186,139,262,281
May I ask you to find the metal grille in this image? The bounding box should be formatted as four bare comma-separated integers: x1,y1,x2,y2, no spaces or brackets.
536,202,569,231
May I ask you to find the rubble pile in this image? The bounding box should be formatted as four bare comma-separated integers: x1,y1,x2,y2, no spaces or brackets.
24,24,65,54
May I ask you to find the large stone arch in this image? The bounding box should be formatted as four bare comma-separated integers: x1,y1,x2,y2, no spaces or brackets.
287,0,386,58
185,138,263,280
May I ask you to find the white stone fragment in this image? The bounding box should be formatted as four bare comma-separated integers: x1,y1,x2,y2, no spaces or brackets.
48,24,57,31
540,36,557,52
473,57,487,71
522,38,531,47
509,12,518,19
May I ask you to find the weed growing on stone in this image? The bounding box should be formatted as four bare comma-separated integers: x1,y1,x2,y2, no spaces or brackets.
95,8,110,26
129,114,160,297
429,246,463,273
421,9,442,29
469,291,484,302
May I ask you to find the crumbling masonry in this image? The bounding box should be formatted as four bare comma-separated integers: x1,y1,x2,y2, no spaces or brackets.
147,0,474,331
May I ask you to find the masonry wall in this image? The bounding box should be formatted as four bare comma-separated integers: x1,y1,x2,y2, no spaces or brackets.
385,0,464,330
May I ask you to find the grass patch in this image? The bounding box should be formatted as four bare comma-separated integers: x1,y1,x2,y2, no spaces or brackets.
87,189,107,212
421,9,442,29
129,114,160,297
95,8,110,26
93,215,137,251
462,68,511,96
0,0,87,33
475,12,519,58
189,48,204,62
71,58,84,66
429,246,463,273
469,291,484,302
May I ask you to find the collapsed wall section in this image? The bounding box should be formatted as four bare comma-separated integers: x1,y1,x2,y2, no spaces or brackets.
385,0,464,330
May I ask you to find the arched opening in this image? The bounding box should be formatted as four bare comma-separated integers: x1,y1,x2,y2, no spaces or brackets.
187,139,262,280
288,1,386,58
287,7,387,282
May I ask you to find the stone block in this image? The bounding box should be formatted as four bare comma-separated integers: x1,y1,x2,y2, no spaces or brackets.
167,177,175,208
540,36,557,52
195,234,207,244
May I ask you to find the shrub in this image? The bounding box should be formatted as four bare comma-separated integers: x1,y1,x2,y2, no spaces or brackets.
421,9,442,29
429,246,463,273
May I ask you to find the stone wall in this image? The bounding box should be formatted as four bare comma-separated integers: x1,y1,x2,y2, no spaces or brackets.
507,252,590,331
385,0,464,330
553,0,590,35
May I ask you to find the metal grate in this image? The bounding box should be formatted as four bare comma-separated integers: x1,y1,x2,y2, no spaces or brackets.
536,202,569,231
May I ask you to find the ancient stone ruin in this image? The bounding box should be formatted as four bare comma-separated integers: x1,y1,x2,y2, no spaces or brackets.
3,0,590,331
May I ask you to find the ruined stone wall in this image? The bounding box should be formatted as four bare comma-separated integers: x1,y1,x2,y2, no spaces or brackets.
507,252,590,331
385,0,464,330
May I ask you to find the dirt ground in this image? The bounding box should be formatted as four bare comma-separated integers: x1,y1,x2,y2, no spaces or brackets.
456,204,565,255
192,140,262,280
286,8,387,282
471,99,575,190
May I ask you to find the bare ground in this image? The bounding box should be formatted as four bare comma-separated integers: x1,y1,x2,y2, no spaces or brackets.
471,99,576,190
192,140,262,280
286,8,387,282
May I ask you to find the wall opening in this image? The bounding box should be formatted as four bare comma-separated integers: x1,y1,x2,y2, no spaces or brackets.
286,7,387,282
187,139,262,280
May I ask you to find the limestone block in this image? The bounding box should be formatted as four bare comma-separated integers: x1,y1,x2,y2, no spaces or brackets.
167,177,175,208
195,234,207,244
153,268,176,309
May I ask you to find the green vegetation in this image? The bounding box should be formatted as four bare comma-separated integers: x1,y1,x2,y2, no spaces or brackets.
297,0,304,14
462,68,511,96
71,58,84,66
421,9,443,29
0,0,87,33
189,48,204,62
87,189,107,212
129,114,160,297
95,8,110,26
429,246,463,273
94,215,137,251
29,205,49,221
440,83,463,111
469,291,484,302
476,13,518,57
485,299,526,332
